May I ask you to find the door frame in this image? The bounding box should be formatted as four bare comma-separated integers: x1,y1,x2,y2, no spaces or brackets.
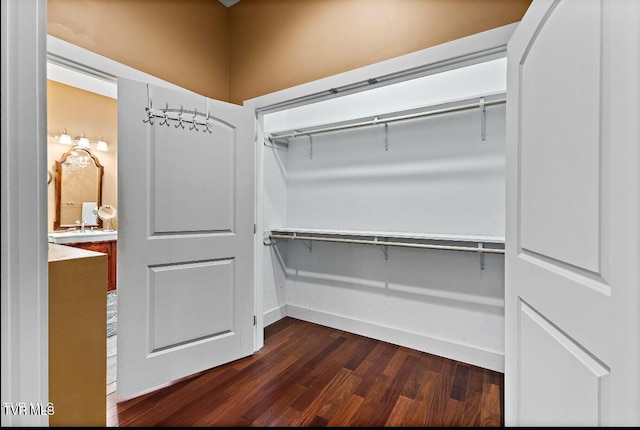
2,0,48,426
244,23,517,350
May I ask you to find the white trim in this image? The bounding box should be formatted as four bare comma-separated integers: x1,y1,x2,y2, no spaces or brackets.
1,0,49,426
47,62,117,99
47,35,185,94
263,305,287,327
286,305,504,372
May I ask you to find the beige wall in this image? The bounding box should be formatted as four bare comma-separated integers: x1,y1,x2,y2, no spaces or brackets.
48,0,531,105
228,0,531,104
48,0,230,101
47,80,117,232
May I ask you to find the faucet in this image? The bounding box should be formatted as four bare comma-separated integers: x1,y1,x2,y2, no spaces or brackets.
75,219,86,233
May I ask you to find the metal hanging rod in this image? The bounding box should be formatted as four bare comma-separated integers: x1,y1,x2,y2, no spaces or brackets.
266,232,505,255
268,96,506,144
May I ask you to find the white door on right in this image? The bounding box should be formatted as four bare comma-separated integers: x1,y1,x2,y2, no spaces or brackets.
506,0,639,426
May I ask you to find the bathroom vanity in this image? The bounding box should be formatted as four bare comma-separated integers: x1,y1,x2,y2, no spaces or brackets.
48,230,117,291
49,145,118,291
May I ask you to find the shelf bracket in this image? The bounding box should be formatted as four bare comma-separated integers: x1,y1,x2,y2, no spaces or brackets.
292,232,312,252
374,237,388,261
480,97,486,142
384,123,389,151
264,136,289,151
478,242,485,271
305,135,313,159
263,231,273,246
373,117,389,152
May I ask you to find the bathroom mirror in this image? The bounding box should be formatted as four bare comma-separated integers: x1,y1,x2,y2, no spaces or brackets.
54,147,104,230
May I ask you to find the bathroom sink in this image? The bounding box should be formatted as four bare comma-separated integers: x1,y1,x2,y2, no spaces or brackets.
48,230,117,244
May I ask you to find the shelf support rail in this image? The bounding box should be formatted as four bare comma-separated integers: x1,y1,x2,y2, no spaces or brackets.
264,95,506,150
265,231,504,269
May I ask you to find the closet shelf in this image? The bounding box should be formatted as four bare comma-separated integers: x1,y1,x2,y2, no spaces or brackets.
265,92,506,150
264,227,505,256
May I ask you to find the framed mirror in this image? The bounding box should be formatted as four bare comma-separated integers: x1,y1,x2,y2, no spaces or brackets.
54,147,104,230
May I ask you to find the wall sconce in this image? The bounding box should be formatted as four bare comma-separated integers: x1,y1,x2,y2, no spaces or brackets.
57,129,109,152
96,136,108,152
76,132,90,148
59,129,73,145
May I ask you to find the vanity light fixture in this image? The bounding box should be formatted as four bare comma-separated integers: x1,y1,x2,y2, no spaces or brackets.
76,132,90,148
57,129,109,151
96,136,108,152
59,129,73,145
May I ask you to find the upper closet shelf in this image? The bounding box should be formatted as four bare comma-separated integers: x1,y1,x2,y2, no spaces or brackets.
265,92,506,151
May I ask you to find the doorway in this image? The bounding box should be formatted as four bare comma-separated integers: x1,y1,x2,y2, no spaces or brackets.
46,61,119,398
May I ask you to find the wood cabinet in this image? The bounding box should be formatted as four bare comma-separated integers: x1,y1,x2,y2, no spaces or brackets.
49,244,106,426
64,239,117,291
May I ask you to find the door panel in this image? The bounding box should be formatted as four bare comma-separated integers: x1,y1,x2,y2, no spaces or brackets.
150,85,236,234
506,0,640,426
117,78,255,399
519,300,609,426
519,0,601,272
150,259,235,352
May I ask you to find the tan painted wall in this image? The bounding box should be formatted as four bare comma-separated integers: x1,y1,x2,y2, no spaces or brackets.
48,0,530,105
47,80,118,232
228,0,531,104
48,0,230,101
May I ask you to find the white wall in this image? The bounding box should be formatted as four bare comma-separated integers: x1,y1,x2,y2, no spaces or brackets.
284,241,505,370
285,104,505,236
258,57,507,371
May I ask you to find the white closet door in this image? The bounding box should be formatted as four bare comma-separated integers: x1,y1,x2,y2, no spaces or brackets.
506,0,639,426
117,78,255,399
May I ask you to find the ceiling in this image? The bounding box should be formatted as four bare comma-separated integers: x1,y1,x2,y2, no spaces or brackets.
218,0,240,7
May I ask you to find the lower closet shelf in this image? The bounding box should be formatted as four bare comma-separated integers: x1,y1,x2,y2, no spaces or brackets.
265,228,505,255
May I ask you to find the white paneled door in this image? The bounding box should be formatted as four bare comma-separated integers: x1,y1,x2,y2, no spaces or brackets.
117,79,255,399
506,0,639,426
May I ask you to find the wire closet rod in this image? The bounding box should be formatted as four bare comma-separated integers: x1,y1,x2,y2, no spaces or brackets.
269,97,506,142
268,233,505,254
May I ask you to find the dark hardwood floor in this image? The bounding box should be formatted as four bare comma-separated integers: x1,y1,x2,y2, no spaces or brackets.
107,317,503,427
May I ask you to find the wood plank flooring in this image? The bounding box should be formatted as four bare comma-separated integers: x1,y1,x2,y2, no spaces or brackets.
107,317,503,427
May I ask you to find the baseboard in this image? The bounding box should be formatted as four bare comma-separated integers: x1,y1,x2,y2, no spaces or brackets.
263,305,287,327
285,304,504,372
